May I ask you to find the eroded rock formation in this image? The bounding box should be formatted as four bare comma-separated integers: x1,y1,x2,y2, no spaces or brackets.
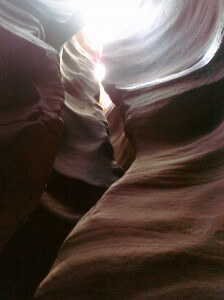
42,33,123,222
106,104,135,171
0,0,65,251
0,0,121,250
1,0,224,299
35,0,224,299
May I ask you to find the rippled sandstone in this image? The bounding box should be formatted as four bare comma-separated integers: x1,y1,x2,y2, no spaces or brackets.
1,0,224,299
35,0,224,299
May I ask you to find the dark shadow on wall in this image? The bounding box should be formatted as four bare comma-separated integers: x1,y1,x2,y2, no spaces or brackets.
46,169,110,217
0,205,75,300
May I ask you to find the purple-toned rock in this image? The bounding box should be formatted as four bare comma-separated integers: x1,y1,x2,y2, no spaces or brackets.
43,33,123,221
0,0,64,251
35,1,224,298
106,104,135,170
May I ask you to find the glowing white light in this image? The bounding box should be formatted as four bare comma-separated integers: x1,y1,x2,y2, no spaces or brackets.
94,63,105,82
99,83,112,110
94,63,112,110
77,0,139,45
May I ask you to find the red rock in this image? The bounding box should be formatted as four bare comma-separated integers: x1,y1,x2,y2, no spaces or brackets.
35,0,224,298
42,34,123,221
0,0,64,251
106,104,135,171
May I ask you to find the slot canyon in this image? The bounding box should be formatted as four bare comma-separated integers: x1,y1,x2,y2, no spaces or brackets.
1,0,224,299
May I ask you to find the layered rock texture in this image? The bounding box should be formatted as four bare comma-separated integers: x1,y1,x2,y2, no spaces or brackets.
0,0,121,248
1,0,224,299
106,104,135,171
0,0,120,296
43,34,122,222
0,0,66,252
35,0,224,299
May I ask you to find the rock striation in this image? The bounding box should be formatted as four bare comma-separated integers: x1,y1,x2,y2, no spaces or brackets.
6,0,84,50
35,0,224,298
43,34,123,221
0,0,121,252
106,104,135,171
0,0,65,251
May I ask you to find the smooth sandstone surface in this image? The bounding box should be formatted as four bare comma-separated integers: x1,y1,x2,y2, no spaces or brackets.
0,0,121,252
6,0,84,50
106,104,135,171
42,34,123,222
1,0,224,298
35,0,224,299
0,0,65,251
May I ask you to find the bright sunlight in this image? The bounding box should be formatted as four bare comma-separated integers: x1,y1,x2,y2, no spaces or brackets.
78,0,139,45
76,0,140,109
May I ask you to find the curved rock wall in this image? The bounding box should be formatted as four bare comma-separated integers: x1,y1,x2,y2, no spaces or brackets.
6,0,84,50
0,0,124,297
0,0,122,251
35,0,224,298
43,34,123,221
0,0,65,251
106,104,135,170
